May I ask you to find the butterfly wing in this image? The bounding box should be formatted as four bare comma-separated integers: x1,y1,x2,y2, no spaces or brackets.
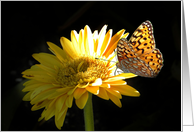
128,20,156,56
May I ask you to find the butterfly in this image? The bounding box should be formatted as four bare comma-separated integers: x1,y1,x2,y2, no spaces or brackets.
116,20,163,78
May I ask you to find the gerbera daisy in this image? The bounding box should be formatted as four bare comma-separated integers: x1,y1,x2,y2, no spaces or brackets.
22,25,140,130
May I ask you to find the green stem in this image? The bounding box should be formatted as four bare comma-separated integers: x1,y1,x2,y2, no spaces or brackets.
84,92,94,131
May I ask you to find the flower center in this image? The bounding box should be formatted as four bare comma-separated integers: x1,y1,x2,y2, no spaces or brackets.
55,56,112,88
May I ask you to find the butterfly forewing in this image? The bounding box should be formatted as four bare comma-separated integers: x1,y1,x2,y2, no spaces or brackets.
128,20,156,56
117,20,163,77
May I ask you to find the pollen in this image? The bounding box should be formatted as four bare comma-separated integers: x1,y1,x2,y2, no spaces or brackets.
55,56,111,88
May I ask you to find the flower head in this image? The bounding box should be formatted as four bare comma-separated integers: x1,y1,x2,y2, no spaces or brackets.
22,25,140,129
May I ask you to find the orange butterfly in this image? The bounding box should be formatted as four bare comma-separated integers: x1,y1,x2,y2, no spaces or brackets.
117,20,163,77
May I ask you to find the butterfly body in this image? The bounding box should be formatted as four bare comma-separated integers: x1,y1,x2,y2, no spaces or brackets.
117,20,163,78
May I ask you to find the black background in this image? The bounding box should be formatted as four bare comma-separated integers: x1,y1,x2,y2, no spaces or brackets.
1,1,181,131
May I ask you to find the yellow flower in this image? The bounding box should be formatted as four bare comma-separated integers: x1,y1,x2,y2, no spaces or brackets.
22,25,140,130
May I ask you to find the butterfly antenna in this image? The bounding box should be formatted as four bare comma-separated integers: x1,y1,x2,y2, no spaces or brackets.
95,58,117,63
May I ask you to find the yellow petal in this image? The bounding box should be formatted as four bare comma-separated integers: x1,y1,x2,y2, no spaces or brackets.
106,50,117,62
32,53,61,69
22,65,53,83
22,74,54,83
111,85,140,97
93,30,98,53
55,94,68,113
48,88,70,99
22,83,45,92
103,80,126,85
30,84,55,100
99,83,110,88
56,87,73,92
31,99,51,111
103,76,126,82
67,87,77,95
96,25,107,57
76,82,89,88
89,78,102,86
84,25,94,56
56,99,68,120
22,91,32,101
65,94,74,108
87,25,94,57
47,41,69,63
22,65,41,73
85,86,99,95
38,109,46,122
75,92,88,109
114,73,137,79
78,29,85,55
55,107,68,130
30,88,56,104
23,79,39,86
71,30,81,55
105,73,137,82
73,88,87,99
60,36,80,59
97,87,109,100
99,29,112,57
36,64,57,76
48,95,59,109
122,32,129,38
106,88,122,99
103,29,125,57
22,68,46,76
107,92,122,108
44,104,55,121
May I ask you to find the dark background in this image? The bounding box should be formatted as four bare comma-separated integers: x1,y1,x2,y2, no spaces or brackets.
1,1,181,131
